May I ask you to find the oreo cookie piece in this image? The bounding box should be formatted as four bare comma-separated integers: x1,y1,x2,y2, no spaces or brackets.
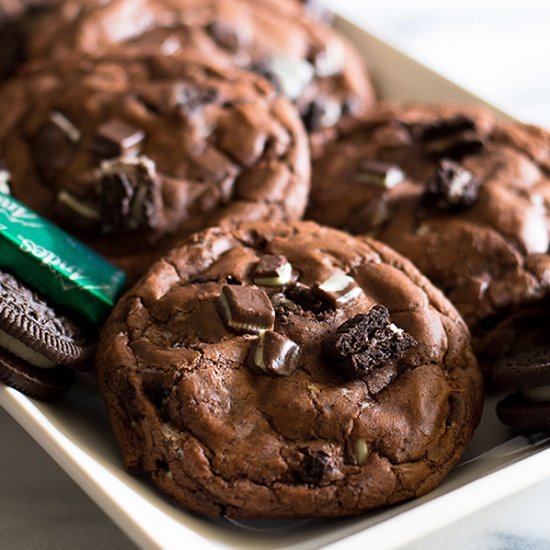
0,270,93,400
492,347,550,431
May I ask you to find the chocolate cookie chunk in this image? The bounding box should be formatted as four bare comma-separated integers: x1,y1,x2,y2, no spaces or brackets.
0,270,93,400
96,221,482,518
492,347,550,431
0,53,310,281
307,102,550,355
1,0,375,149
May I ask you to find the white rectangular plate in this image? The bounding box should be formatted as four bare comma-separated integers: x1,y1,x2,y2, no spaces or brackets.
2,15,550,550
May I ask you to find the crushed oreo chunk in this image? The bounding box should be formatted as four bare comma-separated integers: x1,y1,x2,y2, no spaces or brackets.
248,331,300,376
217,285,275,333
252,56,314,101
176,84,218,115
323,305,417,381
252,255,293,286
354,160,405,189
416,115,484,159
99,156,162,233
91,118,145,159
422,159,480,212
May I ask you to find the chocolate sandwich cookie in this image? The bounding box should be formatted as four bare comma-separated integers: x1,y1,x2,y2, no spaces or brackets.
96,221,482,518
1,0,374,148
307,102,550,356
492,347,550,431
0,52,310,281
0,270,93,400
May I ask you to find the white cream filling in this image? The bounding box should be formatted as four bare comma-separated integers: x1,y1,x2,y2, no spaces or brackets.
522,385,550,402
0,328,56,369
448,170,474,203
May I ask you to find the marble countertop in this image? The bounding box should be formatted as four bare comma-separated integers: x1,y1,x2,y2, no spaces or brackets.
2,2,550,549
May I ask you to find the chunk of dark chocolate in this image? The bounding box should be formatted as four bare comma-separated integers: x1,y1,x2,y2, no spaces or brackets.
313,274,363,308
295,451,330,485
323,305,417,380
354,160,405,189
249,330,300,376
218,285,275,333
422,159,480,212
252,255,293,286
100,156,162,233
416,115,484,159
91,118,145,159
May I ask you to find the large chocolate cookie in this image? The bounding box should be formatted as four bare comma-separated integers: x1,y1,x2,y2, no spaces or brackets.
307,102,550,354
0,269,93,400
0,0,374,148
96,221,482,518
0,53,310,281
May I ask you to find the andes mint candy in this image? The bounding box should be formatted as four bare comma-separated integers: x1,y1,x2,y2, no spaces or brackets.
354,160,405,189
252,255,293,286
303,98,342,132
323,305,417,381
217,285,275,333
249,330,300,376
91,118,145,158
417,115,484,158
313,275,362,308
422,159,480,211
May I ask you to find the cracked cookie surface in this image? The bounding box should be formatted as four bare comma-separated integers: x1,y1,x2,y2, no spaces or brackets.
96,221,482,518
307,103,550,355
0,52,310,281
0,0,375,149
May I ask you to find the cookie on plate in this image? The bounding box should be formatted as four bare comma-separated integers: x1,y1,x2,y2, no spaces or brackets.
0,52,310,281
307,102,550,356
492,346,550,431
0,270,93,400
96,221,482,518
1,0,374,148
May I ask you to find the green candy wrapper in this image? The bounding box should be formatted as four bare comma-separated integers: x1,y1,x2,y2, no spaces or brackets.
0,192,126,326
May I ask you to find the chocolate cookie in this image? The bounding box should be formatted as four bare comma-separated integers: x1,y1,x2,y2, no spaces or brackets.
307,102,550,354
96,221,482,518
492,347,550,431
0,0,374,148
0,53,310,281
0,269,93,400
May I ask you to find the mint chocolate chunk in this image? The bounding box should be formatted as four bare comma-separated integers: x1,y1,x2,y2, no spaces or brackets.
313,274,362,308
91,118,145,159
252,255,293,286
249,330,300,376
323,305,417,381
422,159,479,212
218,285,275,333
354,160,405,189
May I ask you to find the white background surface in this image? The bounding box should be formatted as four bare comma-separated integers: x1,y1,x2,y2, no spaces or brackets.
2,2,550,549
